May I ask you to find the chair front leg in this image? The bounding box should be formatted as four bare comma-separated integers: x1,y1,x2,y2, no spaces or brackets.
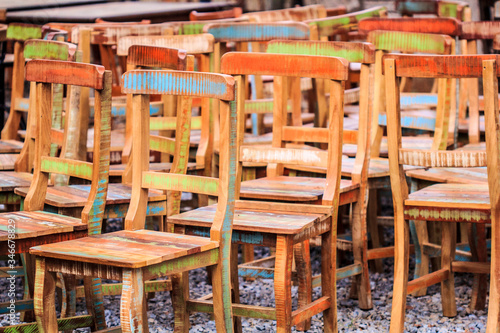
322,219,338,333
171,271,190,333
121,268,148,333
352,198,372,310
486,212,500,333
210,249,234,333
275,235,293,333
294,240,312,331
34,256,58,333
468,223,487,311
441,222,457,318
83,276,106,331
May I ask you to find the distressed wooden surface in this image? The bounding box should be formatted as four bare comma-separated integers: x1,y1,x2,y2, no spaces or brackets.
117,34,214,56
190,7,242,21
205,22,310,42
241,4,325,23
368,30,453,55
6,23,42,41
407,167,487,184
30,230,219,268
359,17,461,36
126,45,187,70
461,21,500,40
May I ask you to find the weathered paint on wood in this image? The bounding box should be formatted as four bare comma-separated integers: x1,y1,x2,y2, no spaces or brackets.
359,17,461,36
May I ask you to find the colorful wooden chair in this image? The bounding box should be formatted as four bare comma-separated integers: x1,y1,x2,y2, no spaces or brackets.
396,0,470,20
31,69,237,333
383,54,498,332
170,52,349,332
0,59,111,332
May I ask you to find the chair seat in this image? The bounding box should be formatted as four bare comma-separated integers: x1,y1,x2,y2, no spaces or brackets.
0,172,32,192
30,229,219,269
240,176,359,202
168,204,327,235
0,140,23,154
0,154,20,171
14,184,165,208
109,162,201,177
406,167,487,184
405,183,490,210
0,211,85,241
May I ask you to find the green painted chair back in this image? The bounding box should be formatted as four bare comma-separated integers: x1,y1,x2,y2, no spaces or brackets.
395,0,469,21
23,59,112,236
220,52,349,206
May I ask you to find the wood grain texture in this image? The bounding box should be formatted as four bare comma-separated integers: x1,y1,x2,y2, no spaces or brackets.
7,23,42,41
25,59,106,89
266,40,375,64
358,17,461,36
399,149,486,167
117,33,214,56
190,7,242,21
241,4,325,23
24,40,76,61
221,52,349,80
461,21,500,40
368,30,453,55
126,45,187,70
204,22,310,42
121,70,235,101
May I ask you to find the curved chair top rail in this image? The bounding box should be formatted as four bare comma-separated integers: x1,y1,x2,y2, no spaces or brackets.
382,54,500,79
241,4,326,23
204,22,310,42
171,17,249,35
266,40,375,64
461,21,500,40
71,23,172,45
359,17,461,36
367,30,454,55
117,33,214,56
190,7,243,21
127,45,187,70
26,59,106,90
7,23,43,41
121,70,235,101
24,40,77,61
220,52,349,80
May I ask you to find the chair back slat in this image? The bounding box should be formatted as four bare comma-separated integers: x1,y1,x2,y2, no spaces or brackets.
241,5,326,23
24,39,76,61
205,22,310,42
368,31,453,55
306,6,387,38
121,70,235,100
399,149,486,167
240,147,329,168
71,23,173,45
26,59,106,89
172,17,250,35
142,172,219,196
117,34,214,56
7,23,43,41
190,7,243,21
126,45,187,70
461,22,500,40
40,157,94,181
150,135,176,155
266,40,375,63
150,116,202,131
282,127,330,143
359,17,461,36
221,52,348,79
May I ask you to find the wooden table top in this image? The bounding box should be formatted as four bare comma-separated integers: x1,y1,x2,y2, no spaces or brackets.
0,0,106,12
6,1,234,23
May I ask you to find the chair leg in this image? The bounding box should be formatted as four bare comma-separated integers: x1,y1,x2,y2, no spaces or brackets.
171,272,190,333
487,212,500,333
121,268,149,333
275,235,293,333
231,244,242,333
294,240,312,331
410,219,429,297
352,199,372,310
367,189,384,273
84,276,106,331
33,257,58,333
322,222,338,333
440,222,457,318
20,253,35,323
389,215,410,333
210,257,234,333
468,223,487,311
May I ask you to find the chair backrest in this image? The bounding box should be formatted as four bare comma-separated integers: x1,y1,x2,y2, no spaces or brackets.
265,40,375,185
14,40,77,174
396,0,469,21
305,6,387,40
119,46,192,183
326,6,347,17
384,54,496,212
23,60,111,235
367,30,455,157
117,34,214,170
358,17,461,37
121,69,236,245
241,4,326,23
221,52,349,206
190,7,243,21
171,17,250,36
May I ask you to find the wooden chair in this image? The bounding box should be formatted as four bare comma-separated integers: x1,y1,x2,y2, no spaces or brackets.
115,33,215,175
31,69,237,333
383,54,499,332
241,4,327,22
0,59,112,332
396,0,470,21
326,5,347,17
170,52,349,332
190,7,243,21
